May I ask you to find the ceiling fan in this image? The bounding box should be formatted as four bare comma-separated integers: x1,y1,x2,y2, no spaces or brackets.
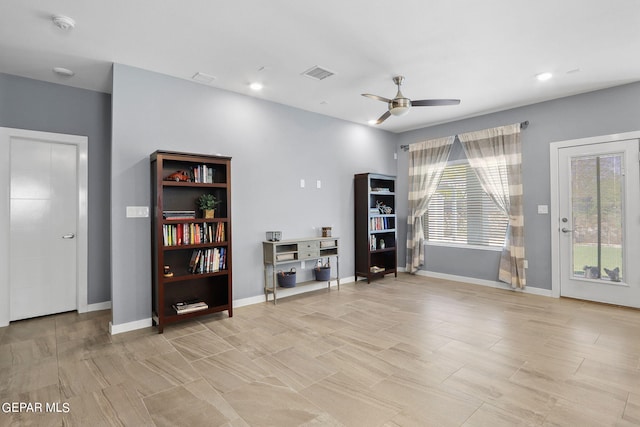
362,76,460,124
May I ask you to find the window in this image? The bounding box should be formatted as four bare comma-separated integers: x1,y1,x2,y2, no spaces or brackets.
424,161,508,247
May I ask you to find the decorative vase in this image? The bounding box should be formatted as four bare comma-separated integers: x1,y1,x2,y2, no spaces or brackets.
204,209,215,219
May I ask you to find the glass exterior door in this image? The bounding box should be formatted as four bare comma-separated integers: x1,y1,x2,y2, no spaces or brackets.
557,139,640,307
570,154,624,282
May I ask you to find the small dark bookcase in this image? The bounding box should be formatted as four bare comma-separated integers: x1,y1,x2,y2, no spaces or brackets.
354,173,398,283
150,150,232,333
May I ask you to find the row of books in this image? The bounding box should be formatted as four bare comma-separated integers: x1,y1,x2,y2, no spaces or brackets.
163,210,196,220
193,164,215,183
369,235,392,250
370,217,394,231
163,222,225,246
172,300,208,315
189,247,227,274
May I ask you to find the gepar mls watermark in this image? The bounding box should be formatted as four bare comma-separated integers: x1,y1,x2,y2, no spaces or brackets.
2,402,70,413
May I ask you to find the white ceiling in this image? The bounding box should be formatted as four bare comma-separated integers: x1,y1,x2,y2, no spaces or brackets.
2,1,639,133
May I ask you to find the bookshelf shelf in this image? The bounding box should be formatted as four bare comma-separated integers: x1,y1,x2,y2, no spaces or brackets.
354,173,398,283
151,150,233,333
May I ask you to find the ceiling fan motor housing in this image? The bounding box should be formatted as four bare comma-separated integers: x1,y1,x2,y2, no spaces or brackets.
389,97,411,116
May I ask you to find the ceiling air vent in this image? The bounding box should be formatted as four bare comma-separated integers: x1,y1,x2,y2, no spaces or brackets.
192,72,216,84
301,66,335,81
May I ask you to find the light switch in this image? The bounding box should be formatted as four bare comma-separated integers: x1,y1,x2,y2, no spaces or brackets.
316,180,321,189
537,205,549,214
300,179,305,188
126,206,149,218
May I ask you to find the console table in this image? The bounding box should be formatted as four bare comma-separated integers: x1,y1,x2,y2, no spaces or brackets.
262,237,340,304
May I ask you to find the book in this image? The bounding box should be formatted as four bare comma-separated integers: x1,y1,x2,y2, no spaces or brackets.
173,300,208,314
163,211,196,220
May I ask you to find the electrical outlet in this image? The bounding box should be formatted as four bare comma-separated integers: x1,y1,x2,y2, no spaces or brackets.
300,179,305,188
316,180,321,189
523,259,529,269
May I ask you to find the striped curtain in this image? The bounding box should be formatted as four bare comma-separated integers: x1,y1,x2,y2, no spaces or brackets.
406,136,455,273
458,123,526,288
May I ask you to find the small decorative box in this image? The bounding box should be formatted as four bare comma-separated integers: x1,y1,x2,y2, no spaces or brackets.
266,231,282,241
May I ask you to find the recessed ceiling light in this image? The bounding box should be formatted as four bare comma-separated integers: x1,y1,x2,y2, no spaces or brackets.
249,82,263,91
53,67,74,77
536,72,553,81
52,15,75,30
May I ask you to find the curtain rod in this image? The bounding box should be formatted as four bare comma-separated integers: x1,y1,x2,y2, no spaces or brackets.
400,120,529,152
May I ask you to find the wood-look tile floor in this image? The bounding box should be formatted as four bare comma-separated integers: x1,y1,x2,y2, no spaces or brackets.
2,273,640,426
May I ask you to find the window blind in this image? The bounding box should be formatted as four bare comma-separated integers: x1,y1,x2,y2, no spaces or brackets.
424,162,508,247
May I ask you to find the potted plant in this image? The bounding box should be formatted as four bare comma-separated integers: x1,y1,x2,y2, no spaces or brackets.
198,194,221,218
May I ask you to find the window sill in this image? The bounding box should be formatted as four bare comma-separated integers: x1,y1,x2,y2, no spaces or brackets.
424,241,504,252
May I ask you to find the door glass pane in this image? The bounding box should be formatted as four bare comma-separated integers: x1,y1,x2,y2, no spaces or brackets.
571,154,624,282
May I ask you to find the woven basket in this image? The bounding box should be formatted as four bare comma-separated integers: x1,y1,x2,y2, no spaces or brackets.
277,268,296,288
314,266,331,281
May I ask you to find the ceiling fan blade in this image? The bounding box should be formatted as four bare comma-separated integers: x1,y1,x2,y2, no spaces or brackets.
411,99,461,107
373,111,391,125
362,93,391,103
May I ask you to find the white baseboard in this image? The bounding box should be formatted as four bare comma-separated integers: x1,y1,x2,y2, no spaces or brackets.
109,318,152,335
108,277,357,335
414,270,553,297
234,277,355,307
86,301,112,312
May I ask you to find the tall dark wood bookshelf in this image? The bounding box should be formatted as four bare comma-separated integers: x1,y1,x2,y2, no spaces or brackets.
354,173,397,283
150,151,232,333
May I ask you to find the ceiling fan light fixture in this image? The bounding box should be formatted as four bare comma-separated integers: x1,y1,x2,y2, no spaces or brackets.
389,105,410,116
389,98,411,116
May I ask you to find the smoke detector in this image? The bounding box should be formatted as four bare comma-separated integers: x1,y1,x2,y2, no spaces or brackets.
52,15,76,30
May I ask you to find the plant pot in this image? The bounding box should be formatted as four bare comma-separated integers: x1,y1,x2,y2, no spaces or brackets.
204,209,215,219
314,266,331,281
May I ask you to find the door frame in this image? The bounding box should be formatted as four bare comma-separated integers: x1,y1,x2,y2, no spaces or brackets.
0,127,88,326
550,130,640,299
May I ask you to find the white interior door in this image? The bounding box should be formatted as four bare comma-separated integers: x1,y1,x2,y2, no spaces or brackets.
556,138,640,307
10,139,78,320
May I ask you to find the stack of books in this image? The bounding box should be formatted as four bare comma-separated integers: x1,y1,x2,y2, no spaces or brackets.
370,266,385,273
172,300,208,315
163,210,196,220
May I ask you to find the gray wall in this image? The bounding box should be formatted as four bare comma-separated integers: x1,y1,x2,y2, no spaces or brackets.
396,81,640,289
110,64,397,326
0,73,112,304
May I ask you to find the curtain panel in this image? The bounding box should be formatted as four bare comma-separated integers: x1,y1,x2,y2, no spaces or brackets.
458,123,526,288
406,136,455,273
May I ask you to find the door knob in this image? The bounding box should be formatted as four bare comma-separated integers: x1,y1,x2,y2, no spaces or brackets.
62,233,75,239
